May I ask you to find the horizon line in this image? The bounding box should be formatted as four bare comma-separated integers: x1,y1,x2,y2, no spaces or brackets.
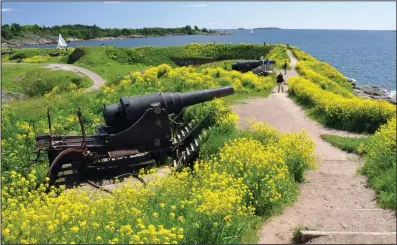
1,23,395,32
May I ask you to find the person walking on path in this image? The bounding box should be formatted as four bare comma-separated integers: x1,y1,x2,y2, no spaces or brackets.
277,72,284,93
283,61,287,75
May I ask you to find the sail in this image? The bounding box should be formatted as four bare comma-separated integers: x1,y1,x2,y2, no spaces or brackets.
57,34,67,49
250,29,253,34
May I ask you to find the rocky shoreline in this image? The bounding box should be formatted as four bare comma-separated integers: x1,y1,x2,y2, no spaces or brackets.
2,31,232,48
347,77,396,104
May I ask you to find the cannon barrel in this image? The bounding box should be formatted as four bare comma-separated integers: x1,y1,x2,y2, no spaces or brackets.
231,60,263,72
103,86,234,128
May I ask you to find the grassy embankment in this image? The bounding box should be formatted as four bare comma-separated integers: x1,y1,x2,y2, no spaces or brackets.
288,46,395,134
3,43,285,101
2,64,92,95
2,44,319,244
2,48,93,96
287,46,396,210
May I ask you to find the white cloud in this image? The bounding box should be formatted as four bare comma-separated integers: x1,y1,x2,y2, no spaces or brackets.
186,4,207,7
2,8,20,12
103,1,120,3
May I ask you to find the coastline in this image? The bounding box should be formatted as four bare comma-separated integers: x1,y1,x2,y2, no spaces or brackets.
346,77,396,104
2,31,232,48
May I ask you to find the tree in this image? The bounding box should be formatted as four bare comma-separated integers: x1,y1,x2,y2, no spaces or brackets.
194,25,199,31
202,28,208,32
10,23,21,35
1,24,13,39
185,25,192,31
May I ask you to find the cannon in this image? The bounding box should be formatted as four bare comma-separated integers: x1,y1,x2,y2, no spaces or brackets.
232,60,275,75
35,86,234,189
231,60,263,73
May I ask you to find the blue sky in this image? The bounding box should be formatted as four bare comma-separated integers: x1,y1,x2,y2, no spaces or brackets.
2,2,396,30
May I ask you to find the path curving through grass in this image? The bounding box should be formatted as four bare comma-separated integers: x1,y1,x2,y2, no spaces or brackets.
3,62,106,92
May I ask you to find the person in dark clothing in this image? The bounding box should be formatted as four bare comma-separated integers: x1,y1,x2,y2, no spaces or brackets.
283,61,287,75
277,72,284,93
264,42,266,45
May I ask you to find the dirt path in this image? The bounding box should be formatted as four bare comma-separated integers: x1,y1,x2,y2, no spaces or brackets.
233,51,396,244
3,63,106,92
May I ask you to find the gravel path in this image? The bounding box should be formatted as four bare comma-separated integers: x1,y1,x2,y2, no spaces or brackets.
233,51,396,244
3,63,106,92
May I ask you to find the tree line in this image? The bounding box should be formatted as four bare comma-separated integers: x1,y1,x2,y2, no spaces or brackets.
1,24,213,40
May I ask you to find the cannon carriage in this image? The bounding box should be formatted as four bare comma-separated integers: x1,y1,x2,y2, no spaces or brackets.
35,86,234,189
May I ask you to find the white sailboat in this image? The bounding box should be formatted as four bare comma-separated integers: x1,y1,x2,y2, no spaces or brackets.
250,29,254,34
56,34,67,49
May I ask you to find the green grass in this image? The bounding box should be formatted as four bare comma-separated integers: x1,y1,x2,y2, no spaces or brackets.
292,226,303,244
360,117,396,210
320,134,368,154
223,89,273,105
1,64,93,96
2,64,42,92
4,44,285,85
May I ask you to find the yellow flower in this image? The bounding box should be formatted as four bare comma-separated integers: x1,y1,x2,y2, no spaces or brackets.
2,228,10,236
92,222,100,229
71,226,79,232
79,220,87,227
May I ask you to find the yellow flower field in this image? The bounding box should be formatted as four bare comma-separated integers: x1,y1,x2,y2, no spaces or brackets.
2,63,318,244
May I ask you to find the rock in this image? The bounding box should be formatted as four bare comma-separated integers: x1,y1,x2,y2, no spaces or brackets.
358,86,383,96
66,37,83,43
1,90,26,103
353,85,396,104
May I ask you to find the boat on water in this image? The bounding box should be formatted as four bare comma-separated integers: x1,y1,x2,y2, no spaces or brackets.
251,29,254,34
56,34,67,49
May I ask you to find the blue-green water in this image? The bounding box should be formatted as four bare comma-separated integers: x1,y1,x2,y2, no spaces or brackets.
33,29,397,92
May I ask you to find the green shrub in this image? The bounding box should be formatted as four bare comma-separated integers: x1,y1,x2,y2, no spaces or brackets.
9,48,71,60
361,117,396,210
266,45,290,69
20,69,92,96
289,77,396,133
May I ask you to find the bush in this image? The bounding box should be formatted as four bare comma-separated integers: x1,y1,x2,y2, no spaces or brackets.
20,69,92,96
361,117,396,210
103,44,272,66
266,45,291,69
295,61,353,97
290,46,353,94
247,122,317,183
23,55,49,63
9,48,73,60
289,76,396,133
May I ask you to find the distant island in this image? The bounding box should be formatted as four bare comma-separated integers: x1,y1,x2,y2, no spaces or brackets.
1,24,227,47
254,27,282,30
238,28,246,30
